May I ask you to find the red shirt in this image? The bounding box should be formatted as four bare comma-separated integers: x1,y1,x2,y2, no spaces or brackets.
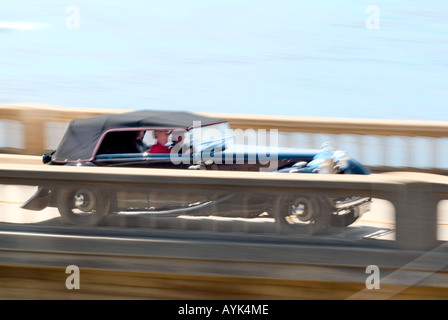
149,142,171,154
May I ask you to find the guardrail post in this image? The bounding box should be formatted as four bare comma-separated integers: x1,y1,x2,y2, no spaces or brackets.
20,109,46,155
394,182,439,250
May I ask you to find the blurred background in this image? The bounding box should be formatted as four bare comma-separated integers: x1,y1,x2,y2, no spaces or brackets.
1,0,448,120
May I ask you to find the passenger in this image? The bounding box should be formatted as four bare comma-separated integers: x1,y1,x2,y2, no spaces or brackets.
134,130,148,153
148,130,172,154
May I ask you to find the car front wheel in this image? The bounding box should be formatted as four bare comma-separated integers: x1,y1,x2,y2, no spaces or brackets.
274,195,332,235
57,188,110,226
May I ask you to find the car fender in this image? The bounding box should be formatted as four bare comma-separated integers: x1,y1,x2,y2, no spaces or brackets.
21,186,53,211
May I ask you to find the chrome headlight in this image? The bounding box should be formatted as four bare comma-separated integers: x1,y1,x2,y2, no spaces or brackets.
332,150,350,172
309,146,351,174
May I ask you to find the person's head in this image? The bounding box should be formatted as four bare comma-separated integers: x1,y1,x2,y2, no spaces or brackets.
136,130,145,140
153,130,170,145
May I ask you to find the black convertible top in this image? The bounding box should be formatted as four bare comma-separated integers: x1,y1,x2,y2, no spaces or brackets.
52,110,225,162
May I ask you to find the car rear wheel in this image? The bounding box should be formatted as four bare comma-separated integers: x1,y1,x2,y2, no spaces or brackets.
274,195,332,235
57,188,110,226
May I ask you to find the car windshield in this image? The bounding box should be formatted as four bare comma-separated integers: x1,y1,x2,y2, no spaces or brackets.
190,122,233,153
94,121,233,157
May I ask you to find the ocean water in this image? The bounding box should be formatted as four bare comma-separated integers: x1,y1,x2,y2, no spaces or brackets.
0,0,447,121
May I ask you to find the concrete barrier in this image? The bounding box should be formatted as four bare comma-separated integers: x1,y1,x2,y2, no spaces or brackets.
0,164,446,250
0,225,447,300
0,103,125,155
1,103,448,172
0,164,447,299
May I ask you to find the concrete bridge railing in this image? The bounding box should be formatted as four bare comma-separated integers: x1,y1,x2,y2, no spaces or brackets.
0,163,446,251
1,103,448,172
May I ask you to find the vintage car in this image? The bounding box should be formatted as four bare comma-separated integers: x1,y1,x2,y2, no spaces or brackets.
22,110,372,232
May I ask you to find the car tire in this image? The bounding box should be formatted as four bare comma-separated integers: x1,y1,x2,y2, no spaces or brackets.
274,195,332,235
57,188,110,226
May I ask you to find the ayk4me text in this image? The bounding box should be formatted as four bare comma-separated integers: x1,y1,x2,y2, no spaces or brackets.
178,304,269,317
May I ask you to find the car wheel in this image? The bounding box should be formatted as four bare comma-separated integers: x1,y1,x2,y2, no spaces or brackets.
57,188,110,226
274,195,332,235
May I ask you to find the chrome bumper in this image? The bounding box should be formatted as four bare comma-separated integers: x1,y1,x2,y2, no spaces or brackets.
334,196,372,217
334,196,372,210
